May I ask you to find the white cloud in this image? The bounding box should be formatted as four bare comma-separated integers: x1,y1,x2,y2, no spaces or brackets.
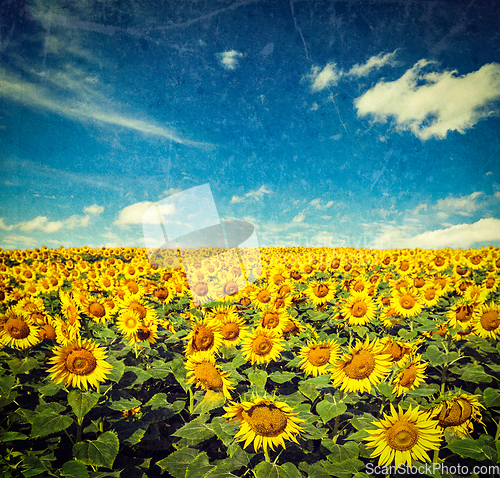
355,60,500,140
114,201,176,227
231,185,271,204
19,216,64,233
307,63,342,92
401,218,500,249
1,234,36,248
0,218,16,231
435,192,483,218
310,199,334,210
217,50,243,70
84,204,104,215
348,50,398,78
292,212,306,223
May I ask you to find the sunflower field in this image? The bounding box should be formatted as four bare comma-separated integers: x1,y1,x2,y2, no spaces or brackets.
1,245,500,478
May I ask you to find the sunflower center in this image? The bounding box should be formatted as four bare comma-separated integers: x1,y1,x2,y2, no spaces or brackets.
456,305,474,322
414,277,426,288
89,303,106,318
262,312,280,328
303,265,313,274
351,301,368,318
383,342,404,362
130,303,147,319
137,326,151,341
253,336,273,356
244,404,287,437
399,365,417,388
399,294,416,310
438,399,473,427
434,256,445,266
224,281,239,296
470,255,482,265
308,346,330,366
343,350,375,380
221,322,239,340
399,261,410,271
480,310,500,331
257,290,271,304
273,273,285,285
194,283,209,297
125,316,138,329
424,289,436,300
6,318,30,339
278,284,291,296
386,421,419,451
65,349,97,376
194,362,223,391
240,297,252,307
193,325,214,351
486,278,496,289
313,284,329,298
154,288,170,301
353,282,365,292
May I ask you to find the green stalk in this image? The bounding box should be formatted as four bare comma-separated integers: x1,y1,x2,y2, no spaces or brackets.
264,448,271,463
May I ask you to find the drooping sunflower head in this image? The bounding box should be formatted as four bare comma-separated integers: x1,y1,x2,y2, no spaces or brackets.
185,352,234,399
47,339,113,390
365,404,443,467
380,337,418,366
331,337,392,394
223,397,305,453
430,393,485,437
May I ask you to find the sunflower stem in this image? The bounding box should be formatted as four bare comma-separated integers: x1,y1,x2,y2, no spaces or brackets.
76,421,82,442
440,366,448,394
188,387,194,415
264,448,271,463
495,421,500,441
82,316,93,339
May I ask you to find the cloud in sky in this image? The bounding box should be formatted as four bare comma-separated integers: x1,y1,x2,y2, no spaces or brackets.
355,60,500,140
0,68,208,147
217,50,243,70
114,201,176,227
401,218,500,249
305,50,398,92
231,185,271,204
1,234,37,248
292,212,306,223
84,204,105,216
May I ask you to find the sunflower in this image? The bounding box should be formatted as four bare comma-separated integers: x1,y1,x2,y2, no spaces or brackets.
249,283,276,310
116,310,142,339
79,295,111,325
241,327,284,365
47,339,113,390
446,299,475,330
258,307,289,334
0,309,41,349
420,283,442,308
184,318,224,357
482,274,499,295
331,338,392,394
53,315,80,345
299,339,340,377
305,280,336,307
391,287,423,318
342,291,376,326
185,352,234,399
392,355,428,397
472,301,500,339
365,404,442,467
380,337,418,366
218,315,248,347
282,316,306,338
463,284,489,305
134,320,159,345
116,293,158,324
431,393,485,436
205,304,239,323
223,397,305,453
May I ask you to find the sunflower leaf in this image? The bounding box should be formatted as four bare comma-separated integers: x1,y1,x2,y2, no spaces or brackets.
31,409,73,438
248,369,267,390
67,390,100,423
8,357,38,375
172,413,214,441
446,438,486,461
72,431,119,469
321,458,364,478
60,460,90,478
184,452,215,478
460,365,492,383
316,399,347,424
484,388,500,408
156,447,199,478
254,461,303,478
209,416,239,447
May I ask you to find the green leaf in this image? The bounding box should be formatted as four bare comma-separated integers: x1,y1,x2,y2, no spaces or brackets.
376,382,394,399
269,371,297,384
304,463,331,478
68,390,100,423
172,414,214,441
38,381,62,397
254,462,303,478
156,447,199,478
0,431,28,442
170,356,189,391
147,361,171,379
322,440,359,462
406,387,439,397
121,366,152,387
106,359,125,383
484,388,500,408
460,365,492,383
423,345,459,366
316,398,347,424
184,452,215,478
205,468,239,478
61,460,90,478
114,419,149,446
299,381,319,402
209,416,239,447
0,375,15,396
8,357,38,375
107,397,142,412
321,458,364,478
193,391,226,415
447,438,485,461
31,410,73,438
248,369,267,390
73,431,119,469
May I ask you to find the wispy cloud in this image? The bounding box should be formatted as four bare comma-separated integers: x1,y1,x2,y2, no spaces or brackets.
231,185,271,204
1,234,37,249
292,212,306,223
0,67,209,147
305,49,398,92
83,204,105,216
355,60,500,140
217,50,244,70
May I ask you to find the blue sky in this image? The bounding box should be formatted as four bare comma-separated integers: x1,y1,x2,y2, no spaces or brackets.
1,0,500,250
